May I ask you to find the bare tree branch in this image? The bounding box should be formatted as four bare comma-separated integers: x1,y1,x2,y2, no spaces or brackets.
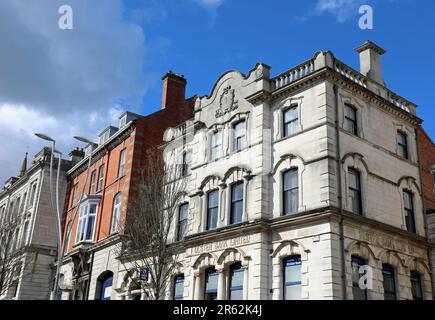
114,149,186,300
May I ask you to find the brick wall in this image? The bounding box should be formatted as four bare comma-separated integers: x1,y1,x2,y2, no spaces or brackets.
62,72,194,253
418,127,435,212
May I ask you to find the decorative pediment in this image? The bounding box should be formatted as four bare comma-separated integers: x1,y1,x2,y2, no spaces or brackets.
215,85,239,118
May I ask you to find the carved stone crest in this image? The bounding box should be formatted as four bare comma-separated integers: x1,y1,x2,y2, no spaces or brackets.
216,85,239,118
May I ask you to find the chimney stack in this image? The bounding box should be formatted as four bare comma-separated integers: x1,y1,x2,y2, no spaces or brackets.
69,147,85,165
161,71,187,110
355,40,386,85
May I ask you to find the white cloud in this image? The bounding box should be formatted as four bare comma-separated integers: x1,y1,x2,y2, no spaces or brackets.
195,0,224,8
314,0,367,22
0,0,150,184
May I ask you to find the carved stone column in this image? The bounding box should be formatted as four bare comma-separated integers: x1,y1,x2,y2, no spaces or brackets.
242,265,249,300
194,271,202,300
217,268,226,300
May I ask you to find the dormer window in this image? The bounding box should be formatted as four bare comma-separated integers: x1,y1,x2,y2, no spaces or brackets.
119,115,127,128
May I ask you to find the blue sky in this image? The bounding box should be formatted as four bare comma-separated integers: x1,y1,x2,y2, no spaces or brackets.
0,0,434,183
124,0,435,136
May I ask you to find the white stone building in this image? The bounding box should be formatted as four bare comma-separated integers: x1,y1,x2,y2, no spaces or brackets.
159,41,433,300
0,148,74,300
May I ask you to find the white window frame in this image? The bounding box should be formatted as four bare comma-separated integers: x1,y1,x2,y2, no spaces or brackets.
210,131,222,160
110,193,122,234
75,199,99,244
232,121,247,152
118,149,126,178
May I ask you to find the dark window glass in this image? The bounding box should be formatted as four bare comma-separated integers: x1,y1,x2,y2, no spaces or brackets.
403,190,416,233
207,191,219,230
283,169,298,215
204,267,218,300
283,106,299,137
177,203,188,241
97,164,105,192
233,121,246,151
397,131,409,159
118,149,126,178
72,184,79,206
351,256,368,300
173,274,184,300
181,152,188,176
229,263,244,300
410,271,423,300
382,264,397,300
283,255,301,300
89,171,96,195
344,104,358,135
348,169,362,215
230,182,244,224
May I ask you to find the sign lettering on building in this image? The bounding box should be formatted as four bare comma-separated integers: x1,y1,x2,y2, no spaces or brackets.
192,235,251,255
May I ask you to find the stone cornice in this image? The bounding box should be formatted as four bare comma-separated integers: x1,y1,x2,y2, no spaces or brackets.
246,67,421,127
68,124,135,179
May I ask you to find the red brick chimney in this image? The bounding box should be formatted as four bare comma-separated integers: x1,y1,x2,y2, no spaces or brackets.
161,70,187,110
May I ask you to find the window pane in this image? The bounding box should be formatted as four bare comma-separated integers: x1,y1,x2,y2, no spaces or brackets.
86,215,95,240
284,107,299,136
284,169,298,190
208,191,218,208
351,256,367,300
179,203,188,220
410,272,423,300
283,256,301,300
174,275,184,300
382,265,396,300
205,268,218,294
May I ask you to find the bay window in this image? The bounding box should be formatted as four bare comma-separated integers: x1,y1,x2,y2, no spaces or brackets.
76,199,99,243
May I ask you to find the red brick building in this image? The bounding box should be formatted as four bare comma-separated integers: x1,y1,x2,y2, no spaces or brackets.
417,126,435,297
418,127,435,212
58,72,194,300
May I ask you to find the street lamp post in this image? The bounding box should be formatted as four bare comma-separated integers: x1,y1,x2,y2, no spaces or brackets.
35,134,97,300
34,133,63,300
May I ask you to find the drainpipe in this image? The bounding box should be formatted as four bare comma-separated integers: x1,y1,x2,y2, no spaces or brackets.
333,84,347,300
415,127,435,299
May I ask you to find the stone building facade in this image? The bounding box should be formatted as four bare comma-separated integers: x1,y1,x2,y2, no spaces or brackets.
0,148,72,300
159,41,433,300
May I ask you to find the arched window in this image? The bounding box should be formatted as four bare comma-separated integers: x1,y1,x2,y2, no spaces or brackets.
410,271,423,300
207,190,219,230
96,271,114,300
382,264,397,300
283,169,298,215
211,131,222,160
230,182,244,224
173,274,185,300
111,193,122,234
351,256,368,300
204,267,218,300
228,263,244,300
283,255,301,300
